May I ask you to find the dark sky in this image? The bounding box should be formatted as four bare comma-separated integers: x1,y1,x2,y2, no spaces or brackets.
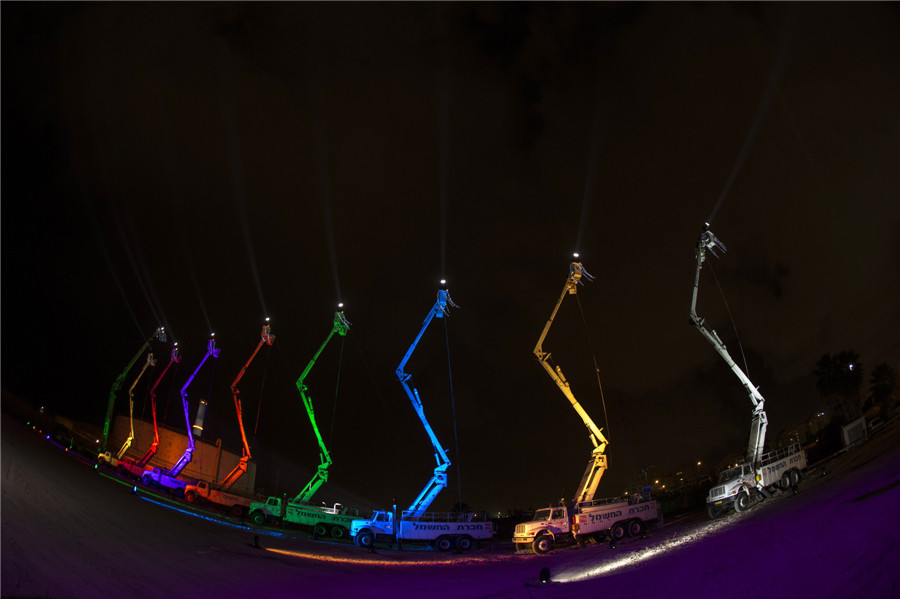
3,2,899,515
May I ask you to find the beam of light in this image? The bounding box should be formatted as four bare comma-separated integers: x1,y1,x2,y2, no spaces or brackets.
91,153,170,342
218,48,269,318
438,44,450,280
86,205,146,340
182,236,214,335
575,104,605,255
553,515,738,583
71,135,146,341
90,90,170,339
706,9,796,225
311,80,344,305
107,196,167,334
264,546,517,568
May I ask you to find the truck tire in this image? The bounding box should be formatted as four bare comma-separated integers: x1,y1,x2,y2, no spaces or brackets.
314,524,329,538
707,503,723,519
436,536,454,552
734,490,751,512
331,526,347,540
532,534,553,555
455,535,473,552
357,530,375,548
229,505,243,518
790,469,801,486
627,519,644,537
185,490,198,503
610,522,626,542
780,473,792,491
250,510,266,526
141,474,153,487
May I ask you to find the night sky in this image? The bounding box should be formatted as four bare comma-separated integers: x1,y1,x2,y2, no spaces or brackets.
3,2,899,515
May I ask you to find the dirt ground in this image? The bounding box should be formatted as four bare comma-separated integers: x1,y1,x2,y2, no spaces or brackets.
3,412,898,598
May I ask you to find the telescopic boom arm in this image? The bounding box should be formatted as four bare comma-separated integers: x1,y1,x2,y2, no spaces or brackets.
293,311,350,504
689,224,767,465
219,323,274,490
115,353,157,460
534,261,609,504
101,327,166,453
137,344,181,469
397,288,455,518
168,337,220,478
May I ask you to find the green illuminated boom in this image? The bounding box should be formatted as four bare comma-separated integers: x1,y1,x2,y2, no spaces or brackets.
294,311,351,504
100,328,166,453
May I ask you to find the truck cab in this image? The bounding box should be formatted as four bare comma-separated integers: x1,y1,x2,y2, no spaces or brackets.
706,463,756,514
349,510,394,546
707,443,808,517
513,506,571,554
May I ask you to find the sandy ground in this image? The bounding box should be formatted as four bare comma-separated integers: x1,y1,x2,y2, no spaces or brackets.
2,413,898,598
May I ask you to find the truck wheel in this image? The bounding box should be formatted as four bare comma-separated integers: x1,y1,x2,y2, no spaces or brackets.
314,524,329,538
330,526,347,540
229,505,243,518
436,536,454,552
780,473,792,491
141,474,152,486
790,469,801,486
185,490,198,503
627,520,643,537
250,511,266,526
455,536,473,552
610,523,626,541
707,503,723,519
532,534,553,555
734,490,751,512
357,530,375,548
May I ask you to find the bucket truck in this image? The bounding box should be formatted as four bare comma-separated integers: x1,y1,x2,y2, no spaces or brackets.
142,336,220,495
116,345,182,479
690,224,807,518
98,353,156,467
185,323,273,517
512,260,661,554
100,327,166,453
249,312,364,538
349,287,495,552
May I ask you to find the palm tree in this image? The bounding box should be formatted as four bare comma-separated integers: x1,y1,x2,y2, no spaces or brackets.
813,351,864,422
866,363,898,420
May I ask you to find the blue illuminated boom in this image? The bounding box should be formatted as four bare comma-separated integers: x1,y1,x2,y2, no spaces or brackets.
168,337,220,478
396,288,454,518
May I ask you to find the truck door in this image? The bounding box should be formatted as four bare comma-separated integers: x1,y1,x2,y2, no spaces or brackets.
551,508,568,531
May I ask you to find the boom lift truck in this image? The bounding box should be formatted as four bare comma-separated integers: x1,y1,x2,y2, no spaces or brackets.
142,336,220,495
116,345,182,479
690,224,807,517
249,312,362,537
100,327,166,454
350,287,494,552
98,353,156,467
185,323,273,517
512,260,661,554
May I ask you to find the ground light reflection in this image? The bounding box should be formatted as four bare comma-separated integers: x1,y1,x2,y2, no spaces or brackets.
264,546,514,568
553,515,738,583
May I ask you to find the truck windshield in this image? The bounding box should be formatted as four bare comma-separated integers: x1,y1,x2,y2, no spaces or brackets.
717,466,744,483
534,508,552,521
